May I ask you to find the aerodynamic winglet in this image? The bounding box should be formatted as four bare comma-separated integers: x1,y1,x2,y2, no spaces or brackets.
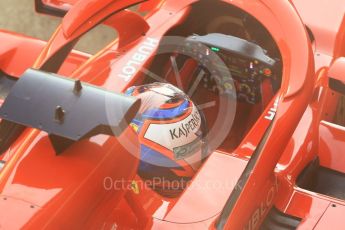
0,69,141,154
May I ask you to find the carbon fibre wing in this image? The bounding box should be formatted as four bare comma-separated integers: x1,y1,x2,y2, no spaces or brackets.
0,69,140,153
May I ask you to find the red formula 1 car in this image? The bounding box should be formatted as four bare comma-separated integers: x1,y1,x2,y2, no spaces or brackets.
0,0,345,229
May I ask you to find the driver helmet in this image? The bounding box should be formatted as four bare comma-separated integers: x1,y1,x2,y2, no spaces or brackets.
125,82,207,197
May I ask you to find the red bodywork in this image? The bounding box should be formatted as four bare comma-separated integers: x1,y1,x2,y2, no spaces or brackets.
0,0,345,229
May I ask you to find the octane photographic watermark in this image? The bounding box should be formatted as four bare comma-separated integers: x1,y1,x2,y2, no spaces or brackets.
103,176,242,193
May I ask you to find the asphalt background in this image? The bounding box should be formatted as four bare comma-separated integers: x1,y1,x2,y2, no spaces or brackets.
0,0,115,54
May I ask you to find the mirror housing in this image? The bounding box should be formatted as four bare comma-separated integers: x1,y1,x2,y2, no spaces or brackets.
35,0,78,17
328,57,345,95
34,0,163,18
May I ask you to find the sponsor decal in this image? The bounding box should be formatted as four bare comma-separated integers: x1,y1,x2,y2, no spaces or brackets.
144,105,201,152
118,37,159,82
130,123,139,133
173,137,202,160
244,177,279,230
130,180,140,194
169,110,201,140
264,98,279,121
